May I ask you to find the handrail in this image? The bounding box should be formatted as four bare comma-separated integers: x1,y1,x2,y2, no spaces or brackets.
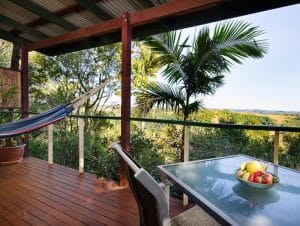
68,114,300,132
2,111,300,132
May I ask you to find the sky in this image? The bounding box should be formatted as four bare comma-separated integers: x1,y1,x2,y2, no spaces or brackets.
181,4,300,111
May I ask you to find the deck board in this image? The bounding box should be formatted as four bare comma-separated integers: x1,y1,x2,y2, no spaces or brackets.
0,157,191,225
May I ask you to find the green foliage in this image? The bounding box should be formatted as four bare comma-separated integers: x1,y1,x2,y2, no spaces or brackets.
137,20,267,121
29,45,120,114
0,40,12,68
0,110,23,147
132,43,160,92
29,132,48,160
85,136,119,180
130,130,164,180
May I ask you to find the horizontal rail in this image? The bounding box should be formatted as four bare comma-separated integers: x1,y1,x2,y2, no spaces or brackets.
68,114,300,132
2,111,300,132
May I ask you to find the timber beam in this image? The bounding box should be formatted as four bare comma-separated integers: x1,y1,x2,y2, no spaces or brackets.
25,0,300,55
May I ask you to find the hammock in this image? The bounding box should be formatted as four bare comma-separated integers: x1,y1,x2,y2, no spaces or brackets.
0,77,114,138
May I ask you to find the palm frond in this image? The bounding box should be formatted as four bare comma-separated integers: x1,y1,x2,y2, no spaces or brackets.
136,81,185,114
186,100,204,116
142,32,189,85
213,20,268,64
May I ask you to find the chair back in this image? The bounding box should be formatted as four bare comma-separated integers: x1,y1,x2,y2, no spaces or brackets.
111,142,170,226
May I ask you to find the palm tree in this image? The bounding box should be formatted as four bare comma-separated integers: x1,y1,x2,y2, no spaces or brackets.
137,20,268,161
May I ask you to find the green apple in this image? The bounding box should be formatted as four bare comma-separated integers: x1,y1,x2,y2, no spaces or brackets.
242,172,250,181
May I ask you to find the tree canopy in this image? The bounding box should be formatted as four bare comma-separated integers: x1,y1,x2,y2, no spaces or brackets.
137,20,268,120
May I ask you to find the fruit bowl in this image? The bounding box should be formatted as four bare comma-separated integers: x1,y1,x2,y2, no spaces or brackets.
235,170,280,190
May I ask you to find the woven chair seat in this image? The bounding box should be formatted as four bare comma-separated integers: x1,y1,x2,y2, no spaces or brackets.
171,205,220,226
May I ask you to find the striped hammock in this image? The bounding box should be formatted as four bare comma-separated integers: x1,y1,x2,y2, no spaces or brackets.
0,77,114,138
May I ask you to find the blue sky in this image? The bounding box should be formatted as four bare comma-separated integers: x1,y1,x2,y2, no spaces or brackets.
181,4,300,111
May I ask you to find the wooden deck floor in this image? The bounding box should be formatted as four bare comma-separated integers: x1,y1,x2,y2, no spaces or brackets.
0,157,191,225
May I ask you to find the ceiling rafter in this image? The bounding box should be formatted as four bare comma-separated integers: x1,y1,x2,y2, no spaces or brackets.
8,0,79,31
0,29,31,44
74,0,113,20
9,4,82,35
26,0,219,52
0,14,49,40
26,18,122,52
127,0,154,9
8,0,103,36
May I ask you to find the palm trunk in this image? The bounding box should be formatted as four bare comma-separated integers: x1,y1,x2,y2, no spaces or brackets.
181,113,190,162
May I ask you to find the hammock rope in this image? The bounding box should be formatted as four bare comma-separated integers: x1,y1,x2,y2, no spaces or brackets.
0,77,115,138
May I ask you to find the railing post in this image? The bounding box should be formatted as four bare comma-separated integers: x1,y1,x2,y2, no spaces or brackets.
183,125,190,162
183,125,190,206
274,131,279,165
48,124,53,166
79,118,85,174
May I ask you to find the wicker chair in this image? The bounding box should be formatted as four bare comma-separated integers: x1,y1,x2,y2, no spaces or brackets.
111,143,220,226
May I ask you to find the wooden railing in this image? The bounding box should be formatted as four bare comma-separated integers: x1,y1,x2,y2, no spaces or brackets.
43,114,300,174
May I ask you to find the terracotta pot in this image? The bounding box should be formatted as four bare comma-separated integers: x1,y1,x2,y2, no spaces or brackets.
0,144,25,165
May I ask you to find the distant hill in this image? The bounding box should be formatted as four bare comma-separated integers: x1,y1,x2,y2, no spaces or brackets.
227,109,300,115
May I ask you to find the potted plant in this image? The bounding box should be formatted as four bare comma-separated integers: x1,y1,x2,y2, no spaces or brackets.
0,68,24,165
0,135,25,165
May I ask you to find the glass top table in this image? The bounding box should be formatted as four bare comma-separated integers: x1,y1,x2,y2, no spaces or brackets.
157,155,300,226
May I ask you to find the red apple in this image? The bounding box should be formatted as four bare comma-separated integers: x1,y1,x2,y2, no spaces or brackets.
248,173,255,182
254,171,263,177
254,176,263,183
263,173,273,184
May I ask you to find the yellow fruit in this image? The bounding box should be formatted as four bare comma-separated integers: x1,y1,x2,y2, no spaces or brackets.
246,161,263,173
262,164,269,171
240,162,246,171
242,172,250,181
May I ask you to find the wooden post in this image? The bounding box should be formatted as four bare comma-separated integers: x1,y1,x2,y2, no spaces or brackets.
183,125,190,162
159,173,171,212
79,118,85,174
183,125,190,206
48,124,53,165
274,131,279,165
21,46,29,157
120,12,132,187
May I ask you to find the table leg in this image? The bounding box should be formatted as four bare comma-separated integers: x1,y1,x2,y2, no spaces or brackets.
160,173,171,207
183,194,188,206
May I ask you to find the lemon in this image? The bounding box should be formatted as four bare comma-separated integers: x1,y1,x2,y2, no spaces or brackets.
246,161,263,173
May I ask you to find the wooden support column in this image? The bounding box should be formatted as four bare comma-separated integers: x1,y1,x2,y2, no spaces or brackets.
21,46,29,157
120,12,132,187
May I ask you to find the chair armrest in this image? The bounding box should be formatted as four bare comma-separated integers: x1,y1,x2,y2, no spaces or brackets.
158,182,165,190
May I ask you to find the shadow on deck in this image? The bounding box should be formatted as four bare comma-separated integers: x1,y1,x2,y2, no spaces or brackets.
0,157,192,225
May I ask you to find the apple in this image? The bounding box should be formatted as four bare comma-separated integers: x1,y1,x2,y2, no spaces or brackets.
254,176,263,183
254,171,263,177
248,173,255,182
263,173,273,184
243,172,250,181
